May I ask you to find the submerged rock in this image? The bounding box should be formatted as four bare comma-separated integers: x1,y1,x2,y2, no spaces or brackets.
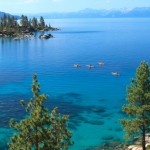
102,136,114,141
87,141,127,150
115,127,122,132
84,120,104,125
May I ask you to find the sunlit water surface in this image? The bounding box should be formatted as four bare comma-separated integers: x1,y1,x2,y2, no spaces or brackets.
0,18,150,150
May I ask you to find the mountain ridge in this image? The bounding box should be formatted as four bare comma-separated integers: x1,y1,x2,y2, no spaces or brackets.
0,11,20,19
28,7,150,18
1,7,150,19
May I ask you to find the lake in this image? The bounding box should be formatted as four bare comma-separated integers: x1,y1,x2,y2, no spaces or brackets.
0,18,150,150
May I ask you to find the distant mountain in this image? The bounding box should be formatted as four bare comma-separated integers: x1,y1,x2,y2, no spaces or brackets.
0,11,20,19
30,7,150,19
124,7,150,18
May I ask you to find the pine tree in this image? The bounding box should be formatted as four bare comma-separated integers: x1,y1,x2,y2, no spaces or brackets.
32,17,38,29
28,19,32,28
120,61,150,150
20,15,25,26
24,16,29,27
8,74,73,150
0,22,3,31
7,15,11,28
11,16,15,28
39,16,45,28
3,14,7,27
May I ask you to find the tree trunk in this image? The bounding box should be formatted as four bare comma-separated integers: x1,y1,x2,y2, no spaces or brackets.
35,127,39,150
142,126,146,150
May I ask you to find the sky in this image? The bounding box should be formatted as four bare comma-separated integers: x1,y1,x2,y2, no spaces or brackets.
0,0,150,14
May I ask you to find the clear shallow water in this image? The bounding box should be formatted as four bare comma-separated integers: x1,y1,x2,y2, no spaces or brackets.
0,18,150,149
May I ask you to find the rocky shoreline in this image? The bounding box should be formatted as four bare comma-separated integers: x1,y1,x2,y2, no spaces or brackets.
0,14,59,40
0,27,59,39
86,134,150,150
0,31,34,38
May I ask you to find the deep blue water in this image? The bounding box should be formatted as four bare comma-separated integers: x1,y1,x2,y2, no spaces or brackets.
0,18,150,150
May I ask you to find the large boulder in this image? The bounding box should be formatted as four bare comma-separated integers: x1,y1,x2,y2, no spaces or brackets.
126,134,150,150
39,34,53,39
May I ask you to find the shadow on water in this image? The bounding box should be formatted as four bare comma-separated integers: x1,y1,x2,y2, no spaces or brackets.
0,92,110,129
0,92,124,149
45,93,109,130
0,93,28,128
86,140,126,150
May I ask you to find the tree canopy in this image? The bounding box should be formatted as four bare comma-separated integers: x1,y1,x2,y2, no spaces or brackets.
8,74,73,150
120,61,150,150
0,14,49,33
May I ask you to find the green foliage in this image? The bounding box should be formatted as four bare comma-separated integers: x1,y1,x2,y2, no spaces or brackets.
147,145,150,150
8,74,73,150
20,15,29,27
39,16,45,28
120,61,150,150
0,14,50,33
32,17,38,29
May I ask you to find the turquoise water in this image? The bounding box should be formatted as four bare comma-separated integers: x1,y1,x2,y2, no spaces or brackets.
0,18,150,149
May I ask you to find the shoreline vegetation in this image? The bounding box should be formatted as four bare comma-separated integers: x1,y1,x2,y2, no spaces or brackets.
0,14,59,39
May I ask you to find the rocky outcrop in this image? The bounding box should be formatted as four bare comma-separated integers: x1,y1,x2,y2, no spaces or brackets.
0,27,58,38
0,31,34,38
126,134,150,150
39,34,53,39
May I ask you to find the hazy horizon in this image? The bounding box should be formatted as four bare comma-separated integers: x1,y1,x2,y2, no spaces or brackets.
0,0,150,15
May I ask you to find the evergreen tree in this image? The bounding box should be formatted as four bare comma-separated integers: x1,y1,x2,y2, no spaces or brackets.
120,61,150,150
0,22,3,31
11,16,15,28
20,15,28,27
7,15,11,28
3,14,7,27
24,16,29,27
16,24,20,33
28,18,32,28
39,16,45,28
6,22,10,32
20,15,25,26
32,17,38,29
9,74,73,150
